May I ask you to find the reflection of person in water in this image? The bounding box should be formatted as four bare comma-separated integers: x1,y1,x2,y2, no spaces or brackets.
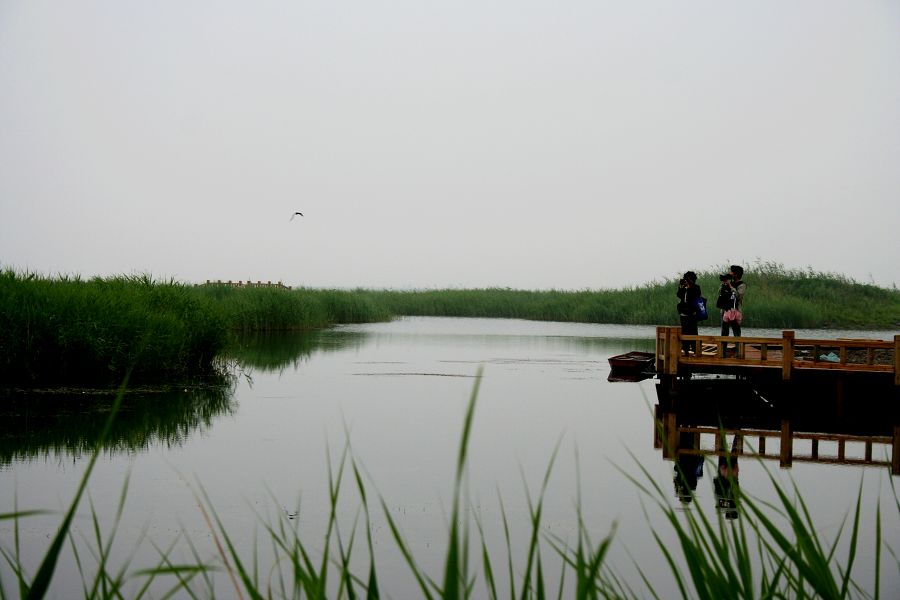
673,453,704,504
713,435,743,520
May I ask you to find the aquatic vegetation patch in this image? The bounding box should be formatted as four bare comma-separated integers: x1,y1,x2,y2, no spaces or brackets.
368,262,900,329
0,271,226,386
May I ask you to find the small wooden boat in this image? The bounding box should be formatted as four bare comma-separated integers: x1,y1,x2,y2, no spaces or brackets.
608,351,656,373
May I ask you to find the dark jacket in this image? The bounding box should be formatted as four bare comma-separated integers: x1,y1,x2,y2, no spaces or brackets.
676,284,702,316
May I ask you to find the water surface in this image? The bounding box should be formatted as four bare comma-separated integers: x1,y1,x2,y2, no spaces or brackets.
2,317,897,597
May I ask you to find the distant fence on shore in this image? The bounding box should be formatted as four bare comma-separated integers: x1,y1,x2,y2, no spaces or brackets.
201,280,292,290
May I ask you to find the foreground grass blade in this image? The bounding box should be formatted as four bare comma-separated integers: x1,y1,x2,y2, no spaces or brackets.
442,366,482,600
24,373,131,600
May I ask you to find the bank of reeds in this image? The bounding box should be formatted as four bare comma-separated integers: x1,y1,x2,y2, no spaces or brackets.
370,262,900,329
3,263,896,386
2,375,896,598
0,271,392,386
193,284,391,332
0,271,225,386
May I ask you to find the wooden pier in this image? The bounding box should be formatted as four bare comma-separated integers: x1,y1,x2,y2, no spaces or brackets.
655,326,899,385
653,328,900,475
201,279,292,290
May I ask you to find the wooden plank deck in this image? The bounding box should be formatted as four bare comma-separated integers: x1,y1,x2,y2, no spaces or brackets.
656,327,900,385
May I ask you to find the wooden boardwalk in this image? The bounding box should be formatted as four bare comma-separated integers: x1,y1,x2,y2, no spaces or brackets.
655,326,900,385
201,279,292,290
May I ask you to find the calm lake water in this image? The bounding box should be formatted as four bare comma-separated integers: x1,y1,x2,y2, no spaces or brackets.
2,317,898,598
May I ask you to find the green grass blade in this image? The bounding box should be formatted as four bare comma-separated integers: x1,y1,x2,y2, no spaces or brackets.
195,484,261,600
838,481,864,598
379,496,436,600
24,373,131,600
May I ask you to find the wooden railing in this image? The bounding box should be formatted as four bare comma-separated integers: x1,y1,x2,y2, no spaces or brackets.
656,327,899,385
201,280,292,290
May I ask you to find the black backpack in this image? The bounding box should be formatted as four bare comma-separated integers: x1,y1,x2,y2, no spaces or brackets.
716,285,734,310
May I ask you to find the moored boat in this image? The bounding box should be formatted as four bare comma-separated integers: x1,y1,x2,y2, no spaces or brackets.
608,351,656,373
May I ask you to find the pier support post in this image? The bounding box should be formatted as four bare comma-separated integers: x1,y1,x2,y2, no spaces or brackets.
782,331,795,381
663,412,678,460
653,405,663,449
893,425,900,476
780,419,793,468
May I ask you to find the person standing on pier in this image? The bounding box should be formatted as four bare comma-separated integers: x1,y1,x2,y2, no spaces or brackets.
676,271,702,354
719,265,746,337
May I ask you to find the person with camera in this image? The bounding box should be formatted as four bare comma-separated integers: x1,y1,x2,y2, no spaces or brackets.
676,271,701,354
717,265,746,337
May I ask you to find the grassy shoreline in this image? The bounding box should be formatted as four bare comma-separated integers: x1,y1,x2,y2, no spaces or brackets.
2,264,897,385
368,263,900,329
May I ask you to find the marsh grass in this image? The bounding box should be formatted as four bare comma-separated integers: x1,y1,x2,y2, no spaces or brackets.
3,262,896,385
5,372,896,599
0,271,225,386
193,285,392,333
0,271,391,386
369,262,900,329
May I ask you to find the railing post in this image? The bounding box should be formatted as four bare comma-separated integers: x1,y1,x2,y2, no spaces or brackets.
667,327,681,375
894,335,900,386
656,327,664,372
782,330,795,381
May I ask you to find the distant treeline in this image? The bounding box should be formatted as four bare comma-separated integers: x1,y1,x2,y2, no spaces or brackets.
1,264,897,385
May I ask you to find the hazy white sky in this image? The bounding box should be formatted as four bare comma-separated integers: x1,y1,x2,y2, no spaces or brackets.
2,0,898,290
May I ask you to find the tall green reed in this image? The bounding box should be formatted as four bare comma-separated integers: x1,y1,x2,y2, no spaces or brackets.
366,262,900,329
3,263,896,386
0,271,226,385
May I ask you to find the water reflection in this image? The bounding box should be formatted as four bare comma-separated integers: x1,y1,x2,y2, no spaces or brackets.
0,381,235,466
224,330,369,373
656,377,900,514
0,329,370,466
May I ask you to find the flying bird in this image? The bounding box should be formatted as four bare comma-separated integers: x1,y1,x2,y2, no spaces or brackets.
290,212,303,221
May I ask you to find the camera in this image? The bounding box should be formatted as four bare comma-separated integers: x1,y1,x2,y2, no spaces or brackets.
679,278,688,287
719,273,733,282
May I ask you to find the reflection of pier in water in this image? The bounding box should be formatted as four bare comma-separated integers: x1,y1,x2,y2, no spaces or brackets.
654,377,900,476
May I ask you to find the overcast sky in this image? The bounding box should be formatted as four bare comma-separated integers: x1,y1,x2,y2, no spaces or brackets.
2,1,898,290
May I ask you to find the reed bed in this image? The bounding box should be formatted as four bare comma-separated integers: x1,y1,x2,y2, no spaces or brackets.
2,263,896,386
193,285,392,332
0,272,391,385
2,375,896,599
369,262,900,330
0,271,225,386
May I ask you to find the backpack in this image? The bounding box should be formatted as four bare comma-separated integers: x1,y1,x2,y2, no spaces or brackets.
715,285,734,310
694,296,709,321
